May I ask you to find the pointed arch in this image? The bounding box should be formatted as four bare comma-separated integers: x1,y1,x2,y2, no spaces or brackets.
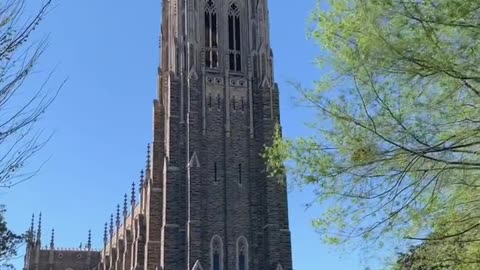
236,236,249,270
192,260,204,270
276,263,283,270
205,0,218,68
228,2,242,72
210,235,224,270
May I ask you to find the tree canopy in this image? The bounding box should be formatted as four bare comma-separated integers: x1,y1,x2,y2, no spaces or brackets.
265,0,480,268
0,0,57,189
0,207,22,268
0,0,55,267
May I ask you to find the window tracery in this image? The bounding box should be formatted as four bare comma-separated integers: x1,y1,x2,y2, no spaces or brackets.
236,237,248,270
205,0,218,68
228,2,241,72
211,236,224,270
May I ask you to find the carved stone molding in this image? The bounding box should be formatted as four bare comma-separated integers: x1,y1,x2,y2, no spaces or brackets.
206,76,224,86
230,78,247,87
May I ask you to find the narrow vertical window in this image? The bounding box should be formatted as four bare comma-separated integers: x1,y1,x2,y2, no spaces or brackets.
235,16,241,50
228,15,234,50
205,0,218,68
252,26,257,49
236,237,248,270
238,163,242,185
211,236,224,270
228,3,241,72
214,162,218,183
205,7,211,68
253,55,259,78
213,162,218,183
229,53,236,71
213,252,220,270
239,253,246,270
236,54,242,71
212,13,217,47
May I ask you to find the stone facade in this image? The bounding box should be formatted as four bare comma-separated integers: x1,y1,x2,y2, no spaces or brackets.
23,215,102,270
23,0,292,270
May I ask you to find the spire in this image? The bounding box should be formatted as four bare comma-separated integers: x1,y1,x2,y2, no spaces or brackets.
87,230,92,251
30,213,35,233
103,222,108,245
116,204,120,228
36,212,42,244
28,213,35,244
109,214,114,238
123,194,128,217
139,170,144,191
49,228,54,249
131,182,136,205
146,143,151,171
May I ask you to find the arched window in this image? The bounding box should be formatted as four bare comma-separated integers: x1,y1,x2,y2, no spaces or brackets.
228,3,241,72
205,0,218,68
236,237,248,270
210,236,224,270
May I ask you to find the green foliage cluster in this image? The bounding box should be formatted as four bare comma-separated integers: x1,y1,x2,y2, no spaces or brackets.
0,207,23,269
265,0,480,268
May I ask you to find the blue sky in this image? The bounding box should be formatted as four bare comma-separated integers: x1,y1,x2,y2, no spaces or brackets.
3,1,375,269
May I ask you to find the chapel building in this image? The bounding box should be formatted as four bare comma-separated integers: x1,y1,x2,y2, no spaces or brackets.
23,0,292,269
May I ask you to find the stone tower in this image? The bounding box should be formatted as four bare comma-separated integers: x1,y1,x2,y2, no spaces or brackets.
152,0,292,269
23,1,292,270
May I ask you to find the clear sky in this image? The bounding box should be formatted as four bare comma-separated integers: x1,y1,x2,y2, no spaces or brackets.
3,1,372,269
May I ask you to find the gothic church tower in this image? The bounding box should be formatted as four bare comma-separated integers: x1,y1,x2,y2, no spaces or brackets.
23,1,293,270
150,0,293,269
